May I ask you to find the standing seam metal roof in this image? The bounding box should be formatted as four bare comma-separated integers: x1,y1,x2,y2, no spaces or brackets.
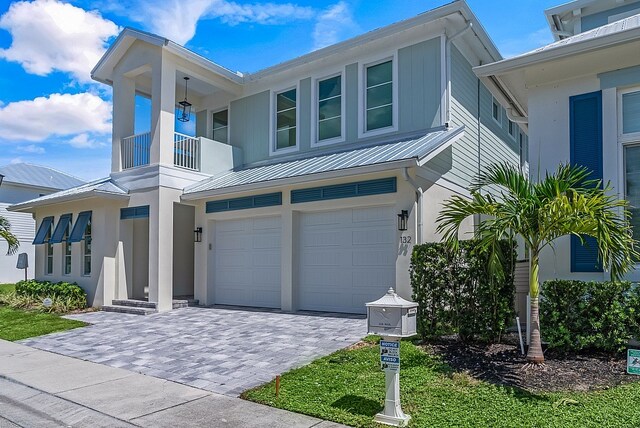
184,127,463,195
0,163,85,190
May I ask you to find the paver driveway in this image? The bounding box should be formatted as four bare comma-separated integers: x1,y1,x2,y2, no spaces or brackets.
19,306,366,396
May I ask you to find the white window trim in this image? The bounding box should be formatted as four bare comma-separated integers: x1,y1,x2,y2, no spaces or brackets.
270,83,300,156
358,53,399,139
618,86,640,144
491,96,502,126
311,70,346,147
212,106,230,144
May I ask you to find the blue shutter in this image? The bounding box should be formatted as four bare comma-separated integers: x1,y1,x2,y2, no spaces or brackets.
69,211,92,242
569,91,603,272
291,177,397,204
50,214,73,244
121,205,150,219
32,216,54,245
205,193,282,213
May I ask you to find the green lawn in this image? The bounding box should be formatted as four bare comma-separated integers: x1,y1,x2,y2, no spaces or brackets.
0,283,87,341
243,339,640,428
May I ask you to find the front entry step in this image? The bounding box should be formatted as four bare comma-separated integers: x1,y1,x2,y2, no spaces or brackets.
102,299,158,315
172,298,199,309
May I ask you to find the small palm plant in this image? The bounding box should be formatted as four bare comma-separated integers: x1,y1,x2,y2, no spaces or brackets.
436,162,638,364
0,215,19,255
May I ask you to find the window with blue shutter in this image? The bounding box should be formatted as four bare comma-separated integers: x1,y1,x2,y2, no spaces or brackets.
50,214,73,244
33,216,54,245
569,91,603,272
120,205,150,219
291,177,397,204
206,192,282,213
69,211,92,242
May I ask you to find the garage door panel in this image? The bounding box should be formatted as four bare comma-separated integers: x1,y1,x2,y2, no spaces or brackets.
299,206,396,314
212,216,281,309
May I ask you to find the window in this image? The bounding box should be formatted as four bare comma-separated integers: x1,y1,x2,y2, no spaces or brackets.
274,88,297,151
212,109,229,143
63,222,71,275
625,145,640,250
365,60,393,132
622,90,640,135
317,75,342,142
492,98,501,123
82,218,91,276
519,133,527,173
45,225,53,275
508,120,517,139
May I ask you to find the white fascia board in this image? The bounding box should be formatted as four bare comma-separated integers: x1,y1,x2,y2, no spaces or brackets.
477,75,528,118
164,43,244,84
474,26,640,77
417,129,465,167
8,191,129,213
181,159,417,201
544,0,597,17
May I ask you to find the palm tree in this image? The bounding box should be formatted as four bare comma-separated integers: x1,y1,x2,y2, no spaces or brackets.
0,215,19,255
436,162,638,364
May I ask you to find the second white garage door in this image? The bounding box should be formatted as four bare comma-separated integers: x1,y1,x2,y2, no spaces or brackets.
213,216,281,308
298,206,396,314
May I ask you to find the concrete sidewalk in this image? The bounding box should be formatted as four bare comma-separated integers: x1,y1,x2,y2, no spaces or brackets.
0,340,346,428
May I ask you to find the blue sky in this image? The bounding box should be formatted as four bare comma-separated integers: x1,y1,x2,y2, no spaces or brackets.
0,0,559,181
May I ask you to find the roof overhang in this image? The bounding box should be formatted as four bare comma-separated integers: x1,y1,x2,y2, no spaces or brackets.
8,190,129,213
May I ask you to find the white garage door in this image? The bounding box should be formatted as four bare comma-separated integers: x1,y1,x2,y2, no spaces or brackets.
299,206,396,314
213,216,281,308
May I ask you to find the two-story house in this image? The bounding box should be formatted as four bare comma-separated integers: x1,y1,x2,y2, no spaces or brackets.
0,163,84,283
475,0,640,284
9,0,525,314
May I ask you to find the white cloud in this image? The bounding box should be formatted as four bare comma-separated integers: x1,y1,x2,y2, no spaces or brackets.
0,0,120,82
17,144,46,154
67,133,107,149
0,92,111,142
10,157,25,164
312,1,358,50
499,27,554,58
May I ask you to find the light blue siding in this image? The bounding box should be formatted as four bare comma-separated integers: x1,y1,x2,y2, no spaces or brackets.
229,90,270,164
598,65,640,89
581,3,640,32
299,77,311,151
398,38,442,132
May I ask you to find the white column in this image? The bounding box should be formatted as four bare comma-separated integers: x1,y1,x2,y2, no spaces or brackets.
111,75,136,172
193,202,208,305
150,54,176,167
148,187,175,311
281,196,295,311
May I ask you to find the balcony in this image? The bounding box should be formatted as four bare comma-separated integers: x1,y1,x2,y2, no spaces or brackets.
121,132,200,171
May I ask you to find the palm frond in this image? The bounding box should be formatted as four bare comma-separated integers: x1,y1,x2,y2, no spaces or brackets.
0,216,19,255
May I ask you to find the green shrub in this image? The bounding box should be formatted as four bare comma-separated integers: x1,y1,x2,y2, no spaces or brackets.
410,240,516,343
13,280,87,313
540,280,640,352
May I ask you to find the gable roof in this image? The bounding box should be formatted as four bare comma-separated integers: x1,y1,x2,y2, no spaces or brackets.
0,163,85,190
183,126,464,199
8,177,129,212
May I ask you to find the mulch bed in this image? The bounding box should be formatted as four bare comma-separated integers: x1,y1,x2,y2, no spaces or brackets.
423,333,637,392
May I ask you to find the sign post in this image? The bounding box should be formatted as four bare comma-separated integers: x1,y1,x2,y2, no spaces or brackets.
628,349,640,375
16,253,28,281
377,338,409,426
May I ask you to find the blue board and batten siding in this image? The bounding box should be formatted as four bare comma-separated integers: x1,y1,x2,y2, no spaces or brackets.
569,91,603,272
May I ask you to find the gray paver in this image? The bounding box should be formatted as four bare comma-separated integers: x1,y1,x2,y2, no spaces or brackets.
20,306,366,396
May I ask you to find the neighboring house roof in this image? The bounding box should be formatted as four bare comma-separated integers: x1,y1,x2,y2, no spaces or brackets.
183,126,464,199
8,177,129,212
0,163,85,190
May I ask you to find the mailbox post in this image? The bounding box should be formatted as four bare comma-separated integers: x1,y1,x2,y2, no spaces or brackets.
366,288,418,427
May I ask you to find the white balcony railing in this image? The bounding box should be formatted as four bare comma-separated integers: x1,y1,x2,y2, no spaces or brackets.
121,132,151,169
173,132,200,171
121,132,201,171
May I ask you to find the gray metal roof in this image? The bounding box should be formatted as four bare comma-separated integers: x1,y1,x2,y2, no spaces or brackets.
8,177,128,211
530,12,640,54
0,163,85,190
184,126,463,196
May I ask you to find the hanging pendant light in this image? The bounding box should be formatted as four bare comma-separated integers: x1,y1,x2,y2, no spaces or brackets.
178,76,192,122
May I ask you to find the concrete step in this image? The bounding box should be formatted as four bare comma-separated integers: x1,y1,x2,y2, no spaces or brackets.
172,299,199,309
102,305,158,316
112,299,157,309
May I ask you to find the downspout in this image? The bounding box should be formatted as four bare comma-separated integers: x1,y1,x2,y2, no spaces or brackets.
402,167,423,244
445,20,472,126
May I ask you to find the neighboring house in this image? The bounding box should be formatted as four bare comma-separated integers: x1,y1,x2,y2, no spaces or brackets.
475,0,640,284
0,163,85,283
9,0,526,313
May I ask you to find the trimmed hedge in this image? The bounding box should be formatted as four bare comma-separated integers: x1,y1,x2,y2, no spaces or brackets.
13,280,87,313
540,280,640,352
410,240,516,343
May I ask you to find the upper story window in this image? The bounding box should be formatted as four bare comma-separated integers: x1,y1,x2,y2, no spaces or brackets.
274,88,297,152
492,97,501,124
508,120,517,139
212,109,229,143
317,75,343,143
365,59,393,132
622,89,640,136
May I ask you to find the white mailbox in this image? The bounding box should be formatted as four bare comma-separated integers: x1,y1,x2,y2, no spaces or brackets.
366,288,418,338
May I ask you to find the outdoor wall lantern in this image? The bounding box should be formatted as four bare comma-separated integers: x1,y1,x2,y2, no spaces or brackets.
194,227,203,243
178,76,192,122
0,173,4,187
397,210,408,231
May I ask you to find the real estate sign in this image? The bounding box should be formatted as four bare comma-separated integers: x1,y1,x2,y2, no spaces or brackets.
628,349,640,375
